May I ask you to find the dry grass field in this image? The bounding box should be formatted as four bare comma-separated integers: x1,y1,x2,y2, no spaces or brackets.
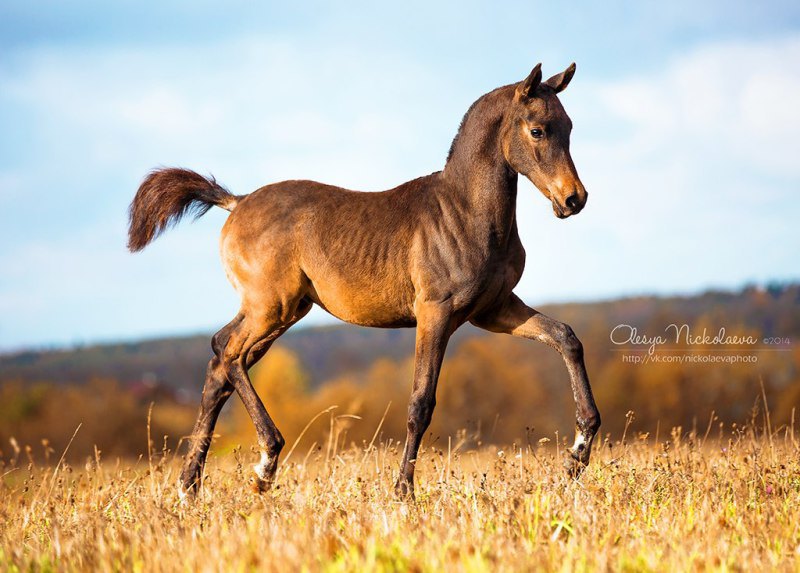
1,419,799,572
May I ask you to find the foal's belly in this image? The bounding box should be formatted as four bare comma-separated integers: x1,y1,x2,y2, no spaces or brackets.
306,263,515,329
305,273,418,328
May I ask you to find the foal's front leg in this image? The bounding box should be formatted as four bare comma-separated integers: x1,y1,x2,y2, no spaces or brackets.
472,294,601,476
396,300,453,499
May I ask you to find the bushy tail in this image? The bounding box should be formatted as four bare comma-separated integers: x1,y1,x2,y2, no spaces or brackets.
127,168,239,252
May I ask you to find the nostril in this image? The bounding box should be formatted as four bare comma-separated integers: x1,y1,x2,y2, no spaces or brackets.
565,193,579,211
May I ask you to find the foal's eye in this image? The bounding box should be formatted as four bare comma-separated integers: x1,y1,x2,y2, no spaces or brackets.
530,128,544,139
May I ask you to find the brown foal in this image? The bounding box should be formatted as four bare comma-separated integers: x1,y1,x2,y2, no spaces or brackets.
128,62,601,499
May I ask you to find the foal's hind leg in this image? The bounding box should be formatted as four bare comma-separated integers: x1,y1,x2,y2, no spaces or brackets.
216,301,309,491
179,355,234,493
179,316,241,494
179,302,311,494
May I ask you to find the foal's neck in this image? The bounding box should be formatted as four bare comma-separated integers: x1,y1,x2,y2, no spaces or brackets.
441,86,518,241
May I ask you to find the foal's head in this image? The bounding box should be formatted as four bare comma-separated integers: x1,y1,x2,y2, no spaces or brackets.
501,63,586,218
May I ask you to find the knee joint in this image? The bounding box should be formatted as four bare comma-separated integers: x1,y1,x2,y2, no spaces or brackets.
211,333,229,362
204,383,233,404
560,325,582,357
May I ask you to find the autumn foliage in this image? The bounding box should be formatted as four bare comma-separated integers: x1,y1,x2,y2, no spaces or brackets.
1,284,798,462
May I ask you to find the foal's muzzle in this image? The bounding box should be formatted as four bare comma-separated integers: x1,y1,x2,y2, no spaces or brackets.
553,191,588,219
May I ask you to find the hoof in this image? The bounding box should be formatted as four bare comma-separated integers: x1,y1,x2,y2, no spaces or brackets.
252,451,277,493
250,475,271,494
177,480,197,504
394,479,415,501
564,429,593,479
179,462,203,495
563,450,588,479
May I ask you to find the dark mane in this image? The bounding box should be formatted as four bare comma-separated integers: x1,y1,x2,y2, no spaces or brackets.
445,83,517,164
446,99,481,163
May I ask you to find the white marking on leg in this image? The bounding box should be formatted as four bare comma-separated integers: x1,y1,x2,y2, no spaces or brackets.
253,451,271,481
177,481,189,505
571,431,589,457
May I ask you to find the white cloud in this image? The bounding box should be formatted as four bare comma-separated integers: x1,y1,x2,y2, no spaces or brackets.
0,36,457,347
0,34,798,348
514,35,800,304
0,37,451,190
587,36,800,177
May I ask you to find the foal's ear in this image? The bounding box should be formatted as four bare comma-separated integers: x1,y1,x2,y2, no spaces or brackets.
516,63,543,100
544,62,576,93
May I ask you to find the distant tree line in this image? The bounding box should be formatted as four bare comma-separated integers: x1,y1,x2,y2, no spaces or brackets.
1,284,798,462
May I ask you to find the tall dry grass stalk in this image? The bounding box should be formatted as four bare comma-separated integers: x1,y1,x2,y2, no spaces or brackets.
1,410,799,572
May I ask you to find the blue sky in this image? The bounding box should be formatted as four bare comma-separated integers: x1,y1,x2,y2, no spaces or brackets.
1,1,799,350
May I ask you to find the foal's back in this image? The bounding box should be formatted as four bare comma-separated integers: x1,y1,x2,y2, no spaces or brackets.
219,174,444,326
